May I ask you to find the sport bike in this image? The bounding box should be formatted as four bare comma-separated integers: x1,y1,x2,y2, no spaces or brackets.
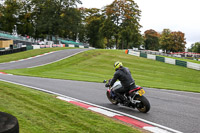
104,80,150,113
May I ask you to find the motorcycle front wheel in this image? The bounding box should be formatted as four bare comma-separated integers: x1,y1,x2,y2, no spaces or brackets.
134,95,150,113
106,91,119,105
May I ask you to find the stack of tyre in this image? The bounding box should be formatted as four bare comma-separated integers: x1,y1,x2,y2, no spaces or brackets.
0,112,19,133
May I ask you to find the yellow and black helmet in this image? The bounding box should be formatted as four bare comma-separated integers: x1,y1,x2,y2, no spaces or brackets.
114,61,123,71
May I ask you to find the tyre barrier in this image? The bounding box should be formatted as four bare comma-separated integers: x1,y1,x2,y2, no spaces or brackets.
0,112,19,133
0,47,26,56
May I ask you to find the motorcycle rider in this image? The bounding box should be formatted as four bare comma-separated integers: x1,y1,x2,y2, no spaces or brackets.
105,61,136,105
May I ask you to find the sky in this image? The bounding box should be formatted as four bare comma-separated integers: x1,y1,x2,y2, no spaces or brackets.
78,0,200,48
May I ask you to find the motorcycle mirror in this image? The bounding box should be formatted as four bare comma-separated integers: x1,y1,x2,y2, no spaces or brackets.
103,80,107,83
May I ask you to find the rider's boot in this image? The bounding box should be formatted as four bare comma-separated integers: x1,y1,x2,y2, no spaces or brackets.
115,93,124,104
117,94,130,106
123,99,131,106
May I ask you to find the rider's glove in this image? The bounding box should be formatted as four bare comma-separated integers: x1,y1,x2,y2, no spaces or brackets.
105,83,110,87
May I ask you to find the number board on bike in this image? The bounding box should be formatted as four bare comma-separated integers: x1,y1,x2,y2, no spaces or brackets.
138,89,145,96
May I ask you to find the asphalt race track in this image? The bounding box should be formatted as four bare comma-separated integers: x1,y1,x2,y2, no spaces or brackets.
0,49,200,133
0,48,89,69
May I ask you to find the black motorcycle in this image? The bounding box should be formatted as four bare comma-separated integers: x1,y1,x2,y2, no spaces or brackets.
104,80,150,113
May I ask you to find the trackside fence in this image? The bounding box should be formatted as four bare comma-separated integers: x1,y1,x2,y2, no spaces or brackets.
127,50,200,71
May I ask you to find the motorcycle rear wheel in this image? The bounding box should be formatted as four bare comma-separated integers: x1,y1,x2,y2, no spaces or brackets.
134,95,150,113
106,91,119,105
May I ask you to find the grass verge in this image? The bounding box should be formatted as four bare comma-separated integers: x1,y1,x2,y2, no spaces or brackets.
0,81,141,133
3,49,200,92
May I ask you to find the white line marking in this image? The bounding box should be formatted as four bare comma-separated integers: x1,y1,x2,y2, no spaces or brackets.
0,78,183,133
88,107,120,117
144,127,171,133
0,51,57,65
57,96,72,102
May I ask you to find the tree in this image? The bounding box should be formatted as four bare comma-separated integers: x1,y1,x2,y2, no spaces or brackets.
159,29,186,52
17,0,34,37
19,0,82,40
31,0,61,39
169,31,186,52
103,0,142,49
0,0,20,33
59,7,82,40
188,42,200,53
160,29,171,52
144,29,160,51
100,15,116,48
83,8,105,48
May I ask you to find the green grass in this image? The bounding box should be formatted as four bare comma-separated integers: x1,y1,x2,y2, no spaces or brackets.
3,49,200,92
0,81,141,133
1,48,199,132
0,47,75,63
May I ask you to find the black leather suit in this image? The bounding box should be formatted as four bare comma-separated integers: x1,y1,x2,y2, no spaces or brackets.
110,66,135,94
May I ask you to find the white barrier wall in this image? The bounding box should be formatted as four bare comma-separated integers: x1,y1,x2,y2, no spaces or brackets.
147,54,156,60
68,44,75,47
33,45,40,49
53,44,62,47
128,50,140,57
79,46,84,48
128,50,200,71
187,62,200,70
165,58,176,65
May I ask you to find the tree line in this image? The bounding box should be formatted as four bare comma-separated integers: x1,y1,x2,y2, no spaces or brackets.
144,29,186,53
188,42,200,53
0,0,143,49
0,0,198,53
0,0,83,41
144,29,200,53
